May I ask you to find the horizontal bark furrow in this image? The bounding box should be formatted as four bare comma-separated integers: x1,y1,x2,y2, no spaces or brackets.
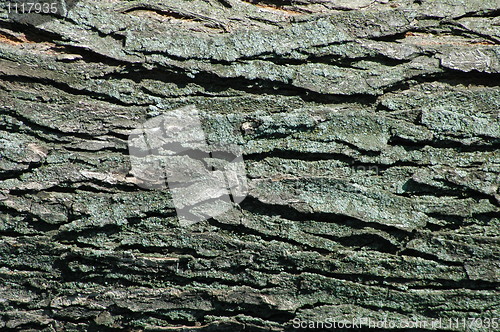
0,0,499,331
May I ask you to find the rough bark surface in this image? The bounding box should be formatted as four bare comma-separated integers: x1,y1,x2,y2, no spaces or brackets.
0,0,499,331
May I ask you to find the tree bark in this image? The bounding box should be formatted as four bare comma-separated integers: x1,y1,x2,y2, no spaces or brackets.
0,0,499,331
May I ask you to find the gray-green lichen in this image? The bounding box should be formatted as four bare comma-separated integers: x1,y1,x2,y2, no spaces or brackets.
0,0,499,330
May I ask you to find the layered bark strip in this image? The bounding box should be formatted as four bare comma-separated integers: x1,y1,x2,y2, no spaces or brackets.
0,0,499,331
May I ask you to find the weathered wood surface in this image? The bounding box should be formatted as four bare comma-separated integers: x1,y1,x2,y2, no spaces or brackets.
0,0,499,330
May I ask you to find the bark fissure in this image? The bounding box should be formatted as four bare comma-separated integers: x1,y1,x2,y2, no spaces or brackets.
1,0,499,331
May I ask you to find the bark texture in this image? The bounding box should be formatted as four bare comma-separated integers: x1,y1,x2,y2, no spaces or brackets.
0,0,499,331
